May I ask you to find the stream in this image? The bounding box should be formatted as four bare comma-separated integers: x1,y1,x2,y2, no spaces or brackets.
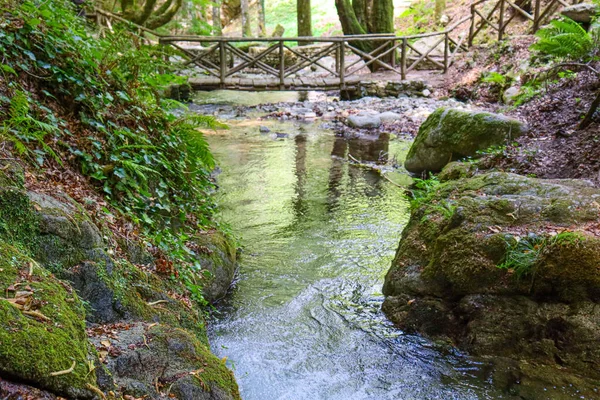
201,92,512,400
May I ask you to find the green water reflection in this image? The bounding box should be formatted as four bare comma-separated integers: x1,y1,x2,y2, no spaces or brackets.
206,121,508,400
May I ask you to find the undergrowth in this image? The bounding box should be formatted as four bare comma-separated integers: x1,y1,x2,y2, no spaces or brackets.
498,231,583,279
409,174,441,209
0,0,228,305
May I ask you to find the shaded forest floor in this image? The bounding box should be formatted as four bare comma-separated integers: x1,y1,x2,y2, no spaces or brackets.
436,36,600,184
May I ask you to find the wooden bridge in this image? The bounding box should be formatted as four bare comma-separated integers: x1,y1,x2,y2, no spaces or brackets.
94,0,582,92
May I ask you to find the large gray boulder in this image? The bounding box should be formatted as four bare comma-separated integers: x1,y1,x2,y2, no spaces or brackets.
382,169,600,396
404,108,527,173
346,114,382,129
561,3,598,23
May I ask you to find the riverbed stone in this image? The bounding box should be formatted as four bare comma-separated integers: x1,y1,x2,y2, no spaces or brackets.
561,3,598,23
502,86,520,104
382,169,600,394
379,111,403,123
102,324,240,400
346,114,382,129
195,231,238,303
0,241,99,399
404,108,527,173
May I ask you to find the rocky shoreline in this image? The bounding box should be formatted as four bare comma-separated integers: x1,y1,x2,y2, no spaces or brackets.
381,108,600,398
0,162,240,399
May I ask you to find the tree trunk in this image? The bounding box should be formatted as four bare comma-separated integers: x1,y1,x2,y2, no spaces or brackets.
241,0,251,37
213,0,222,35
258,0,266,36
435,0,446,23
335,0,367,36
297,0,312,44
579,89,600,130
335,0,394,70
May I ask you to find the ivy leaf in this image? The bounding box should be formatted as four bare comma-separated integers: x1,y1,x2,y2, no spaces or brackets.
1,64,16,75
23,50,36,61
27,18,41,28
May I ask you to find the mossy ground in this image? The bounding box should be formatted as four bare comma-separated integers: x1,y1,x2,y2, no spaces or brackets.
0,241,97,398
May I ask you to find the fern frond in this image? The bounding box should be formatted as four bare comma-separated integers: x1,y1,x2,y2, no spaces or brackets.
176,126,215,169
120,160,161,183
533,18,593,60
177,114,228,130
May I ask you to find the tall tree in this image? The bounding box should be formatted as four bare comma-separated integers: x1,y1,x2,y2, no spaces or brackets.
213,0,222,35
241,0,252,37
118,0,184,29
297,0,312,38
334,0,393,69
258,0,266,36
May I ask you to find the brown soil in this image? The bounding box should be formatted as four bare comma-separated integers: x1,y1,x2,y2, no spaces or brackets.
437,35,600,185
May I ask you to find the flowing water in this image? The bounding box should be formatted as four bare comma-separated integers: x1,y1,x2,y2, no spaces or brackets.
205,108,511,399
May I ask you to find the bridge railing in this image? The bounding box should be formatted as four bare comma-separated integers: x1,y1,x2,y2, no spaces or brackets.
469,0,583,44
157,16,470,89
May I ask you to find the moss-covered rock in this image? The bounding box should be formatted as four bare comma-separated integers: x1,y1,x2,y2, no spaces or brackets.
195,231,238,303
382,168,600,391
404,108,527,174
0,164,240,398
0,241,98,398
90,323,240,400
28,191,105,271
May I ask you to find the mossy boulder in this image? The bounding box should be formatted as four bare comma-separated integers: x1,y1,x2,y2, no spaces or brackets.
90,323,240,400
0,164,240,398
404,108,527,174
382,168,600,393
28,191,106,271
0,241,99,398
196,231,238,303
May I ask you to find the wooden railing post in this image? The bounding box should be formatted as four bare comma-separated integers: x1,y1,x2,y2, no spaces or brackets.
279,40,285,89
401,38,407,80
498,0,505,41
335,45,340,73
444,33,449,73
219,40,226,88
469,4,475,46
339,41,345,90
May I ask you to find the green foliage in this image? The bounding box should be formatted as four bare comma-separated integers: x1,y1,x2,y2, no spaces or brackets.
0,91,61,166
481,71,513,102
512,82,542,106
532,17,597,61
481,71,508,86
409,174,441,209
498,234,546,278
0,0,227,305
426,200,456,220
497,232,582,279
396,1,438,36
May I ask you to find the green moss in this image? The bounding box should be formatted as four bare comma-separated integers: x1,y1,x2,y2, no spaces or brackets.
0,240,97,398
0,187,40,251
0,163,25,188
147,325,240,398
424,229,506,294
98,259,209,342
535,233,600,302
438,162,476,182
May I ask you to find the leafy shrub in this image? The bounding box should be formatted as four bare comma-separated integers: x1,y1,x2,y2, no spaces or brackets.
532,17,598,61
0,0,227,304
409,174,441,209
